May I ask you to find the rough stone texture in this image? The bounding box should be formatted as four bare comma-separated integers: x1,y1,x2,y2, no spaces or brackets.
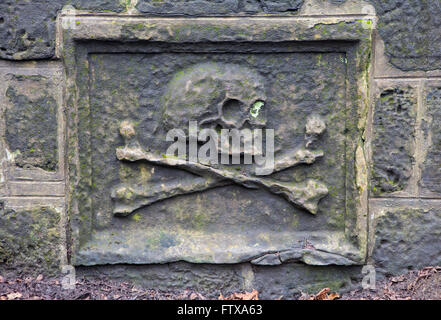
0,205,61,276
371,88,416,196
73,50,354,265
78,263,249,298
368,0,441,71
4,0,440,295
0,0,126,60
329,0,347,4
0,0,302,60
136,0,304,15
63,18,370,269
252,263,362,298
78,262,362,298
373,208,441,276
4,74,58,172
420,86,441,194
0,0,439,73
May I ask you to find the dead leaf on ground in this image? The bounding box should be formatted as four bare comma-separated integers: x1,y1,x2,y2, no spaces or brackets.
219,289,259,300
6,292,23,300
408,266,439,291
300,288,340,300
36,274,44,282
190,292,205,300
390,275,405,283
24,277,33,284
327,293,340,300
314,288,330,300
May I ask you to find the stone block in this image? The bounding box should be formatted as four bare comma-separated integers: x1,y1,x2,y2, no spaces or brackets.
0,62,65,188
3,73,59,172
370,199,441,276
420,84,441,196
371,86,417,196
0,1,126,60
0,204,63,276
368,0,441,71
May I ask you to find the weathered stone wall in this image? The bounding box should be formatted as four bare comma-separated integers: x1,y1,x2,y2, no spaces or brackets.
0,0,440,298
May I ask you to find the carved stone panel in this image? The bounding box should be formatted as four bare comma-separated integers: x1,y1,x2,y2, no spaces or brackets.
0,62,65,195
62,17,372,266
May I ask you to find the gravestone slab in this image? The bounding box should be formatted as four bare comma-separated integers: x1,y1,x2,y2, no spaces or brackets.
61,16,372,266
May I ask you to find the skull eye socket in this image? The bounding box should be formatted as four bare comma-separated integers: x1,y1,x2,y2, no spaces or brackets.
222,99,246,126
250,100,265,119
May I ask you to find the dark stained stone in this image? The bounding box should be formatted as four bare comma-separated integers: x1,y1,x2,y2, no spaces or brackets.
0,0,62,60
4,74,58,172
373,208,441,276
71,0,127,12
0,205,61,276
329,0,347,4
136,0,304,15
137,0,239,15
371,88,416,195
368,0,441,71
249,0,304,12
0,0,126,60
420,86,441,194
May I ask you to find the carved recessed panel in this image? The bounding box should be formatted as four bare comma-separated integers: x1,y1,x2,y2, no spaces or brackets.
63,17,371,266
0,63,65,191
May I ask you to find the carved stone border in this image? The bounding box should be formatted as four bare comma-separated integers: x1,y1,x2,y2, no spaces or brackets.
59,15,373,265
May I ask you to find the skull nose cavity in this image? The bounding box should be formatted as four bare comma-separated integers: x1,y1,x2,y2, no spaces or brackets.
221,98,246,128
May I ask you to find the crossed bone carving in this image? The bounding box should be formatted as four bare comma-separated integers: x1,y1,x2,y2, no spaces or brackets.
111,118,329,216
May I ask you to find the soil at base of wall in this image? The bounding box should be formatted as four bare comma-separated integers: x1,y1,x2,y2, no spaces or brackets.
340,266,441,300
0,266,440,300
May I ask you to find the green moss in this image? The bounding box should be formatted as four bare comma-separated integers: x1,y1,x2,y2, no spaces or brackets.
132,213,141,222
133,23,145,30
5,76,58,171
303,279,347,294
0,206,61,276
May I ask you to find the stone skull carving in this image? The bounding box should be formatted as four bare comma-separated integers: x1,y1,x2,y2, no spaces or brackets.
162,62,267,133
111,62,329,217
